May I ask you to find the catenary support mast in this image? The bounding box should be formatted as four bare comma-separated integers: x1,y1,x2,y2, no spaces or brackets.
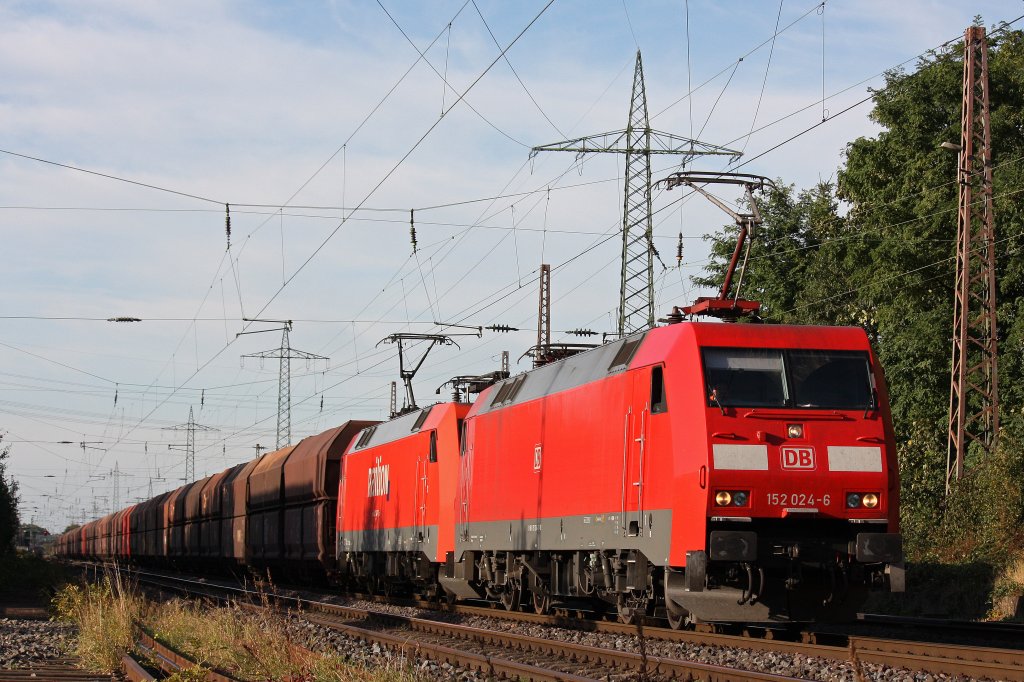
947,25,999,494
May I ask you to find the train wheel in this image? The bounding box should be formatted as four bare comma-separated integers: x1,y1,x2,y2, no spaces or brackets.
532,590,551,615
500,585,521,611
666,608,686,630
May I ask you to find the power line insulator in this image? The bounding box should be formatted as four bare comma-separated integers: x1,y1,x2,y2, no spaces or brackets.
410,209,417,254
225,203,232,249
567,328,598,337
485,324,518,333
677,232,684,266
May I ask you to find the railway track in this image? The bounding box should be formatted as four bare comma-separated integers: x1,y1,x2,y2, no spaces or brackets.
128,569,807,681
102,564,1024,681
123,625,241,681
0,659,117,682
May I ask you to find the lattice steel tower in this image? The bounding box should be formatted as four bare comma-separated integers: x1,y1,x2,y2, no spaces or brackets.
530,51,740,336
165,407,217,483
947,25,999,494
241,321,329,449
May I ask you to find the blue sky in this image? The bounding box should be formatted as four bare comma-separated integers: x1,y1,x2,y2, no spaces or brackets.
1,0,1019,530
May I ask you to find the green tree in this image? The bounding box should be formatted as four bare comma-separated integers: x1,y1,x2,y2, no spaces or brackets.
696,25,1024,565
0,439,19,555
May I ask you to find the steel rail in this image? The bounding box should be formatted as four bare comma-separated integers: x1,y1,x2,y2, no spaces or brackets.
119,652,156,682
303,608,804,682
0,660,117,682
132,625,242,682
289,608,603,682
131,569,810,682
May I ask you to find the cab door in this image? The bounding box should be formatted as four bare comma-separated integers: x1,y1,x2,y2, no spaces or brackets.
622,370,650,537
413,431,434,543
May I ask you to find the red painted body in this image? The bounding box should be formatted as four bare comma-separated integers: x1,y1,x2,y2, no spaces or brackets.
337,403,468,569
459,322,897,569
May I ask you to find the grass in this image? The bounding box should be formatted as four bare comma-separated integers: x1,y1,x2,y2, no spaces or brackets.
52,571,429,681
150,599,427,681
52,571,144,672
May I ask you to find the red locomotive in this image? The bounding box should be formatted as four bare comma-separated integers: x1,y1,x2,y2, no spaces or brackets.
432,321,902,625
336,401,469,595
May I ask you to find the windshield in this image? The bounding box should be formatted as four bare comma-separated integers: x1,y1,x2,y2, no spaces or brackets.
788,350,873,408
703,348,788,407
703,347,873,410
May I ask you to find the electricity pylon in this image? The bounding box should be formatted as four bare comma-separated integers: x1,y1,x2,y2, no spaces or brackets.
240,320,328,449
165,407,217,483
530,50,740,336
947,25,999,494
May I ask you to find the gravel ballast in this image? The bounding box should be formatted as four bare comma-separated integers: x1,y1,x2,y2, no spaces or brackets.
306,597,984,682
0,617,75,668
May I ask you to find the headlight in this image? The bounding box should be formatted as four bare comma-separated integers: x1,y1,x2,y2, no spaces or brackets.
714,490,750,507
787,423,804,438
847,492,880,508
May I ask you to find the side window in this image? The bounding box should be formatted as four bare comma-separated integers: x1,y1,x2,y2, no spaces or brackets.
429,430,438,463
651,365,667,414
458,419,467,457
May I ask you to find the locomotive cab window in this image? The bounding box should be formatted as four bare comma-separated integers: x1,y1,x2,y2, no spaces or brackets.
789,350,873,409
650,365,667,414
703,348,788,407
702,347,873,410
429,430,437,463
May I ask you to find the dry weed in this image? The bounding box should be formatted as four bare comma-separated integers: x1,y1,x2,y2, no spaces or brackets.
55,571,430,680
51,567,146,672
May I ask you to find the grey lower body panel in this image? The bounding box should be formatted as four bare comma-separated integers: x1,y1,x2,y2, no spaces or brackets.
337,524,439,561
454,509,673,565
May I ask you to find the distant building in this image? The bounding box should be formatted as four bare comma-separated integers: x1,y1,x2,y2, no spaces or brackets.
16,523,51,556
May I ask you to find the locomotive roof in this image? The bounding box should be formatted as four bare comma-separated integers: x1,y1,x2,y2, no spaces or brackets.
478,330,649,414
349,403,438,453
477,321,871,414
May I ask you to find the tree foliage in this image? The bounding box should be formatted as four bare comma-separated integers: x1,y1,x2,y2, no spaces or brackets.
696,26,1024,566
0,439,19,555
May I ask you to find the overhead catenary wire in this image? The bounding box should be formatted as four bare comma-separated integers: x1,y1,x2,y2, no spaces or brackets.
59,0,559,498
470,0,567,139
377,0,531,148
24,7,1024,522
740,0,785,155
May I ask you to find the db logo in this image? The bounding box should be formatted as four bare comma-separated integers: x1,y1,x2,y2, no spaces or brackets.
781,446,816,470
